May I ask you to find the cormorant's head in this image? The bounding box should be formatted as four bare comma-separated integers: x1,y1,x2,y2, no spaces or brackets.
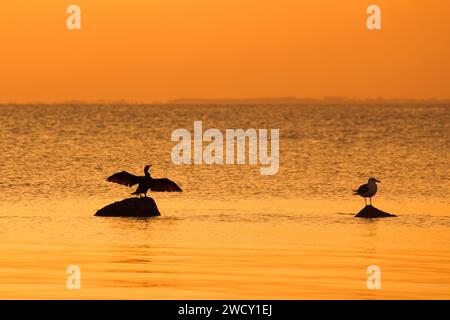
368,177,380,183
144,164,152,172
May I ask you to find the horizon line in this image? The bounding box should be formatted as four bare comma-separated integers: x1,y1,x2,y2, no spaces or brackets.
1,96,450,106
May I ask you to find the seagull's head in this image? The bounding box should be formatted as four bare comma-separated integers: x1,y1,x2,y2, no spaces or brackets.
368,177,380,184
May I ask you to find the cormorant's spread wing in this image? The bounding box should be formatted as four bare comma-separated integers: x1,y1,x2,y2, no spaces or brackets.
106,171,141,187
356,184,369,195
149,178,183,192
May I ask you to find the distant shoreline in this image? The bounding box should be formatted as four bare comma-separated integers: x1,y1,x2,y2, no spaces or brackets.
1,97,450,106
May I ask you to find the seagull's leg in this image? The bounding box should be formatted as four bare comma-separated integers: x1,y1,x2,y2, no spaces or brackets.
364,198,367,206
369,198,372,205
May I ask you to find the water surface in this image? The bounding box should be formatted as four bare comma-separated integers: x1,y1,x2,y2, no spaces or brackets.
0,104,449,299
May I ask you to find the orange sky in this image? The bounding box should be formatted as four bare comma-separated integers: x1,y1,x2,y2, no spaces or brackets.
0,0,449,103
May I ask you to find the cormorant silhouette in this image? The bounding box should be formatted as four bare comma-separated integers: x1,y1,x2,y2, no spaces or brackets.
107,165,182,197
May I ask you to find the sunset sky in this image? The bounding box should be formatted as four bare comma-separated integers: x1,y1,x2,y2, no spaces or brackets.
0,0,449,103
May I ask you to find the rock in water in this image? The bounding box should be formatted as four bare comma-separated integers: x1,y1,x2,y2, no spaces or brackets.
95,197,160,217
355,205,397,218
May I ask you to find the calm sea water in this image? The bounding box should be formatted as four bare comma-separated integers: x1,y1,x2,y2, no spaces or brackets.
0,104,449,299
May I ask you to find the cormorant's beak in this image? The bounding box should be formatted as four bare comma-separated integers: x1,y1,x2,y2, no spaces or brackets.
376,179,381,183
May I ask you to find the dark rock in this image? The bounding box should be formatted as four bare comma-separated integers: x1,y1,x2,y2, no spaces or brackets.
355,205,397,218
95,197,160,217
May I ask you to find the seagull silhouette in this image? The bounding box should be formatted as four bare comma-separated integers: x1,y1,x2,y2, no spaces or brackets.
353,177,380,205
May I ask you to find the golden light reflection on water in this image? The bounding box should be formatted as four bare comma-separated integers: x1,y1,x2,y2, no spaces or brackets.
1,198,449,299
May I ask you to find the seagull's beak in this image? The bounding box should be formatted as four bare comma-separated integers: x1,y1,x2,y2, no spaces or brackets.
376,179,381,183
